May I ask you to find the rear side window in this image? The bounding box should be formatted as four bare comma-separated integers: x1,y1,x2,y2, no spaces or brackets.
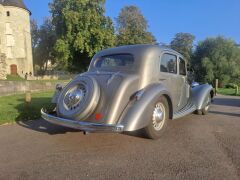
95,54,134,68
179,57,186,76
160,53,177,74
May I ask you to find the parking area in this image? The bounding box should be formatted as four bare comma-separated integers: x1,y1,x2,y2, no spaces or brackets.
0,95,239,180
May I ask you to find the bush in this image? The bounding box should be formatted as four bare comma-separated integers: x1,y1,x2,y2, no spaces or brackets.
225,83,237,89
6,74,25,81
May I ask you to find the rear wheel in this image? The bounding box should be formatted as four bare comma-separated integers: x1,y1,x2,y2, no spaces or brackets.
143,96,169,139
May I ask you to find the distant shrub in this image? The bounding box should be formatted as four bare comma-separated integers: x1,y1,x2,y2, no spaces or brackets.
6,74,25,81
225,83,237,89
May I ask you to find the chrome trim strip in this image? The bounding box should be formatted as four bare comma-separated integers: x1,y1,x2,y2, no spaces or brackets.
41,108,124,133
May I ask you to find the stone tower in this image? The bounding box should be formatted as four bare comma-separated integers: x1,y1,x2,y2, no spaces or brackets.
0,0,33,77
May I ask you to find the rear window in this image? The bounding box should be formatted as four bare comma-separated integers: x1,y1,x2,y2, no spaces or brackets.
95,54,134,68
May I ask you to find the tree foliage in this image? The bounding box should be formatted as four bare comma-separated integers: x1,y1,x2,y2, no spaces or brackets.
30,19,39,52
50,0,115,72
116,6,156,46
30,18,56,73
192,36,240,85
30,19,39,71
170,33,195,63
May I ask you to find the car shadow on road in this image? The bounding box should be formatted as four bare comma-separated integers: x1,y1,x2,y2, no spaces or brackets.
17,119,80,135
209,111,240,118
213,97,240,107
123,129,149,139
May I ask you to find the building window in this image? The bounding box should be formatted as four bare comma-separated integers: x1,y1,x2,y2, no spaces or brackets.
7,11,10,17
7,47,13,58
5,23,13,35
6,35,15,46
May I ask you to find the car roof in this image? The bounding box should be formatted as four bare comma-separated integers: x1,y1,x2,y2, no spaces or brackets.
95,44,184,59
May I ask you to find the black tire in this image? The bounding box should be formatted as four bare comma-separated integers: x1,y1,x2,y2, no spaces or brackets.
143,96,169,139
57,76,100,120
202,107,209,115
196,110,202,115
202,97,211,115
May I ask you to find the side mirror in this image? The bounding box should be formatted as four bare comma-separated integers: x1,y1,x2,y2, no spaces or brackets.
187,66,194,73
187,70,194,84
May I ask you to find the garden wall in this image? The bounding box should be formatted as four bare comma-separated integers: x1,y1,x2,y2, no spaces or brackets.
0,81,66,96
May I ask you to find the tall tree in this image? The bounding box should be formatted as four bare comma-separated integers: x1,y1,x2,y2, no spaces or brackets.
192,36,240,85
39,18,56,70
116,6,156,46
50,0,115,72
30,19,39,68
170,33,195,63
33,18,56,73
30,19,39,52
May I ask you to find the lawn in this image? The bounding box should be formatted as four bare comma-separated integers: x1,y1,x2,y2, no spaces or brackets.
0,91,54,125
5,75,25,81
218,88,240,96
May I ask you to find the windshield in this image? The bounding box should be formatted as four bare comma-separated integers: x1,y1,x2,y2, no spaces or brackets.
95,54,134,68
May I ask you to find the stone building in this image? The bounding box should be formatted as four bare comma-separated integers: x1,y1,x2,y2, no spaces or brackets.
0,53,7,79
0,0,33,77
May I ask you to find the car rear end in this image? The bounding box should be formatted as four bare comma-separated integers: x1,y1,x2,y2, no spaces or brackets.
41,50,140,132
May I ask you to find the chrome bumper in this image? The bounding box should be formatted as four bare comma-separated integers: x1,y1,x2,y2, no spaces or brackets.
41,109,124,133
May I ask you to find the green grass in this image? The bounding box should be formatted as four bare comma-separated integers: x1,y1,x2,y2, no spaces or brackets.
218,88,240,96
6,74,25,81
0,91,54,125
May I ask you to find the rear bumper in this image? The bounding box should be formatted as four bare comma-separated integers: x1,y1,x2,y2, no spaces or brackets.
41,109,124,133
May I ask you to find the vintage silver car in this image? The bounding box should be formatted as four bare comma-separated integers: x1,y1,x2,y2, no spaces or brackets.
41,45,214,139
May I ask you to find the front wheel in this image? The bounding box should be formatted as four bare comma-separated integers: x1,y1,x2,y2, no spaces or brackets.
196,94,211,115
143,96,169,139
202,96,211,115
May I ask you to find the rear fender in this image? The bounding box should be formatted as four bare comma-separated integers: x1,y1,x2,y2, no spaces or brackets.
118,83,172,132
51,90,61,104
191,84,213,110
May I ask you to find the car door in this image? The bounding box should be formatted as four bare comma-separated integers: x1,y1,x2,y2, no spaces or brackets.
159,53,180,111
176,57,190,110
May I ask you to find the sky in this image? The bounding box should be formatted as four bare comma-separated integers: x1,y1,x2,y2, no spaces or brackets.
25,0,240,45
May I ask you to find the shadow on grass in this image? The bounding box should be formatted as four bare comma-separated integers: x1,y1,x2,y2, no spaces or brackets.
15,97,80,135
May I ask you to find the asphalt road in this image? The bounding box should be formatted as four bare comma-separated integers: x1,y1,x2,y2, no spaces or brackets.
0,95,240,180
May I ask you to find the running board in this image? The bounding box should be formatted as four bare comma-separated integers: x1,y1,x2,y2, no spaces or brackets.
173,101,196,120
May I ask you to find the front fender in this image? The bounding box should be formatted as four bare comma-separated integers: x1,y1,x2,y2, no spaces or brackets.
118,83,172,132
191,83,213,110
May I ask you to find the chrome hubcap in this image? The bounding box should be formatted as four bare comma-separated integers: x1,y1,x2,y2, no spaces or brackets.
64,85,86,111
152,103,165,131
